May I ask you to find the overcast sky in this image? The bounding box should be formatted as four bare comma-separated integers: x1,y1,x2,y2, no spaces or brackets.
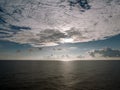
0,0,120,60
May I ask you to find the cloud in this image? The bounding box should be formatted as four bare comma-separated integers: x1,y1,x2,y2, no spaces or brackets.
9,25,31,31
69,46,78,50
68,0,91,10
88,48,120,58
3,29,67,47
52,46,77,52
16,50,21,53
0,0,120,47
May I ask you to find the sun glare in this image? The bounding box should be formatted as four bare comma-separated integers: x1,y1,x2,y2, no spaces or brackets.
59,58,73,61
61,38,74,43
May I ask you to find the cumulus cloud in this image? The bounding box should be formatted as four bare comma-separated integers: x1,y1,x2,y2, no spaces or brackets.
89,48,120,58
0,0,120,47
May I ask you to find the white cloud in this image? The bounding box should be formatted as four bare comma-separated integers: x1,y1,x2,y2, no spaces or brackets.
0,0,120,47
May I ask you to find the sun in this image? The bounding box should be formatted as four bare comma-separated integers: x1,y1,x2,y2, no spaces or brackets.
61,38,74,43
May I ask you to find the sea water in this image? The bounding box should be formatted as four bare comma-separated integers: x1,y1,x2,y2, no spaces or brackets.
0,60,120,90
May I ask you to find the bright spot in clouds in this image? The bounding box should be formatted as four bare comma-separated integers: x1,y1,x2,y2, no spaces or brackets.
61,38,74,43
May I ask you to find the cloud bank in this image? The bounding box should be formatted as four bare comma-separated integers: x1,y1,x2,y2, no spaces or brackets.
89,48,120,58
0,0,120,47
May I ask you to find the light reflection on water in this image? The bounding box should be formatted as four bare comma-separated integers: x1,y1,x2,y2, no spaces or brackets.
0,60,120,90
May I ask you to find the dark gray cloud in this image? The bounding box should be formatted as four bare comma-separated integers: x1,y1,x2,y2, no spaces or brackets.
38,29,67,43
89,48,120,58
0,17,6,24
29,29,67,46
9,25,31,30
66,27,91,41
3,29,67,47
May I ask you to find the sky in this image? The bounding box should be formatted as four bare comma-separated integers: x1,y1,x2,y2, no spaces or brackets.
0,0,120,60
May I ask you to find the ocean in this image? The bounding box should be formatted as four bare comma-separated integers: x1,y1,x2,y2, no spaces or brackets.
0,60,120,90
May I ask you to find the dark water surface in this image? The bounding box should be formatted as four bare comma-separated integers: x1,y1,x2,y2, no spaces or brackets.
0,60,120,90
